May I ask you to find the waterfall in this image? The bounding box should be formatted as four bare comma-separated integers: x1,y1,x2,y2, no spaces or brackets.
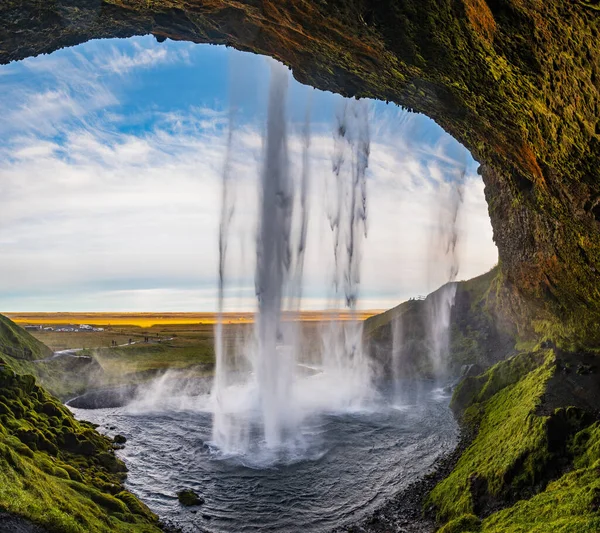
389,154,466,398
212,86,238,450
254,62,295,448
320,99,373,406
425,160,466,378
211,63,374,458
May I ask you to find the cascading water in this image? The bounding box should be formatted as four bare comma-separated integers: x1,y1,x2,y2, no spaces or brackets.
211,62,374,458
319,99,373,407
390,154,466,399
254,63,295,448
425,162,465,378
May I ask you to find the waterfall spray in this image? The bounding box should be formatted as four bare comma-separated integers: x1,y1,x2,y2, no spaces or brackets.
254,62,295,448
211,66,375,459
425,158,466,378
321,98,373,402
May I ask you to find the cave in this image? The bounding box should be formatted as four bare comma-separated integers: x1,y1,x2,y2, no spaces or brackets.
0,2,599,533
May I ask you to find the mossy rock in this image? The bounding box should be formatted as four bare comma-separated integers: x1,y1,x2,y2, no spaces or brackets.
116,491,157,521
0,358,160,532
40,401,62,417
177,489,204,506
60,463,83,482
438,514,481,533
3,435,34,458
52,466,71,480
91,491,129,514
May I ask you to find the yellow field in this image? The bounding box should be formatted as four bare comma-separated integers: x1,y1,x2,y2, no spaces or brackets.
5,311,381,328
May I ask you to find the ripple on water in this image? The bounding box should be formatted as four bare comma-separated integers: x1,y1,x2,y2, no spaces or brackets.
69,386,457,533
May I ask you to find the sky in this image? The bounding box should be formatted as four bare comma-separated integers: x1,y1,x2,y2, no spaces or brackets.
0,36,498,312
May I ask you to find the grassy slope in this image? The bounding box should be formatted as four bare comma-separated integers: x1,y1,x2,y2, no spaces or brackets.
0,314,52,361
432,349,600,533
365,266,514,377
430,351,555,521
0,360,160,532
476,423,600,533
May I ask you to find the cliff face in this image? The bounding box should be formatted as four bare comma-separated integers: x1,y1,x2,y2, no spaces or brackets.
365,267,516,380
1,0,599,342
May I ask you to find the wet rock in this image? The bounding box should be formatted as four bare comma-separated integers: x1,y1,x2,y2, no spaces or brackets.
576,364,595,375
113,434,127,445
177,489,204,507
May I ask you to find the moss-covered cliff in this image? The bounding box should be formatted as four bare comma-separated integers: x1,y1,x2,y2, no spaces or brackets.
0,316,160,531
365,267,516,379
0,358,160,532
429,348,600,533
1,0,599,345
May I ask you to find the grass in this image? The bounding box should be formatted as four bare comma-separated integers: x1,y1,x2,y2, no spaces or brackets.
0,314,52,361
472,422,600,532
432,348,600,533
428,350,556,521
0,359,161,532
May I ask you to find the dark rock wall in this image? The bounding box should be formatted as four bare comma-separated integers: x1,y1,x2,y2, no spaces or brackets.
1,0,598,342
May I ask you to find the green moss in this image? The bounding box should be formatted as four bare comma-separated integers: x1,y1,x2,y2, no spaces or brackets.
116,491,157,521
451,350,546,416
477,461,600,532
90,490,129,514
432,348,600,533
570,422,600,469
61,463,84,482
428,351,555,521
438,514,481,533
0,360,161,532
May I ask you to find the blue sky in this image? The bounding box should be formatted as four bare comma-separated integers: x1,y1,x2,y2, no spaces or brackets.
0,36,497,312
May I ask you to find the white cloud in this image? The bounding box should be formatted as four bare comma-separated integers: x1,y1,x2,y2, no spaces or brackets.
98,41,191,74
0,41,497,312
0,107,497,311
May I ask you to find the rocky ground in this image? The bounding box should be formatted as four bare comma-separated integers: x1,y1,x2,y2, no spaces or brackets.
0,514,48,533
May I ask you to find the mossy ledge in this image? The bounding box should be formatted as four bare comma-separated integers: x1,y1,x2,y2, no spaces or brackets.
0,357,161,532
429,349,600,533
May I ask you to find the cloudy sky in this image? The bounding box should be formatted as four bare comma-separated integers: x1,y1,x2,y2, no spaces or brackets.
0,37,497,312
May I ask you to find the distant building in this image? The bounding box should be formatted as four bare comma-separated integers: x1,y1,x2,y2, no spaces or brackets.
24,325,42,331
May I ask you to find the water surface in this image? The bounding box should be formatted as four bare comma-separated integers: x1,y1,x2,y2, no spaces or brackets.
70,384,457,533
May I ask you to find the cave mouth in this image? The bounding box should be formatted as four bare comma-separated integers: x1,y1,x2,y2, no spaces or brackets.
0,35,497,313
0,34,495,531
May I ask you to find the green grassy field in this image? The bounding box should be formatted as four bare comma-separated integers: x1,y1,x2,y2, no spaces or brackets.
28,323,227,387
26,319,334,389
